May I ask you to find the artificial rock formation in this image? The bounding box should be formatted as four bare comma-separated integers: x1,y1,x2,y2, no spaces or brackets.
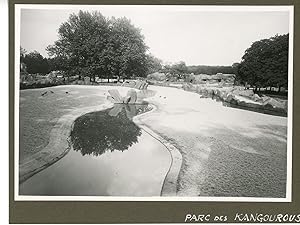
108,89,140,104
121,80,148,90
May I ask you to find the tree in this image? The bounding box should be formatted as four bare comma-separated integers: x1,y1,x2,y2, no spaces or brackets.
238,34,288,91
47,56,69,72
47,11,148,81
232,62,240,84
20,47,28,75
20,47,27,63
172,61,187,75
47,11,110,80
109,17,148,80
145,54,163,75
23,50,49,74
160,61,188,81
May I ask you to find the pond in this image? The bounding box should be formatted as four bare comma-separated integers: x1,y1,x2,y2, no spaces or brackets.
19,104,172,196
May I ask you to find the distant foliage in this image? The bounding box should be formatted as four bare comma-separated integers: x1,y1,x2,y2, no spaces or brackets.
20,47,27,63
47,11,149,81
186,65,235,75
160,61,187,80
146,54,163,75
22,50,50,74
161,62,235,77
159,62,236,81
238,34,289,90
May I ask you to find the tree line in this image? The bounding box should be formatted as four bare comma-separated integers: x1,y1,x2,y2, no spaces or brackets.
20,48,49,74
20,10,288,90
21,10,162,81
157,34,289,91
237,34,288,91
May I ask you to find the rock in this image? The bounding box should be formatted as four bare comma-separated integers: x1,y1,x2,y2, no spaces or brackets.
184,83,197,92
213,89,220,96
107,89,138,104
84,76,90,85
207,89,214,95
238,101,262,109
263,98,286,109
229,99,238,105
140,82,147,90
130,80,148,90
125,89,137,104
182,83,192,91
218,91,227,100
224,93,234,103
107,95,116,103
108,89,123,103
196,86,202,94
232,89,254,98
218,82,224,88
252,94,262,102
202,89,208,96
261,96,271,103
134,80,142,89
123,95,131,104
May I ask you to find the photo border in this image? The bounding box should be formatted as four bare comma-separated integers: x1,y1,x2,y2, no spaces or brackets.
9,0,299,223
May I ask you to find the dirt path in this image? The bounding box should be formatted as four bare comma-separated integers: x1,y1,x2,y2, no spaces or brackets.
140,86,287,197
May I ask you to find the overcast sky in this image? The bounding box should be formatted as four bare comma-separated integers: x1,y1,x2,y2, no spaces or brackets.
20,6,290,66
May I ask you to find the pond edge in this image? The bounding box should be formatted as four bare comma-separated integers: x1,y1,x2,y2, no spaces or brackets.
132,104,183,196
19,102,114,184
19,99,182,197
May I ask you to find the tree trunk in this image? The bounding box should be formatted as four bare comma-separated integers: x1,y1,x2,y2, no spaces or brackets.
278,86,281,93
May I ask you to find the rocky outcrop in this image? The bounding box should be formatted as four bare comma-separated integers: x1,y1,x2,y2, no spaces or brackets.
124,89,137,104
147,72,167,81
262,97,287,110
107,89,146,105
122,80,148,90
181,84,287,116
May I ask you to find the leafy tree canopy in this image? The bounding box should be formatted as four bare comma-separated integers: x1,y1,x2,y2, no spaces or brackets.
22,50,49,74
145,54,163,75
238,34,288,89
47,11,149,81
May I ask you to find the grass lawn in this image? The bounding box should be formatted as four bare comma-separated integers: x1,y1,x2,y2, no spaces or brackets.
19,85,109,162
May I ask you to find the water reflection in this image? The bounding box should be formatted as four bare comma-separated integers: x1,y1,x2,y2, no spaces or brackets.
20,103,171,196
70,104,151,157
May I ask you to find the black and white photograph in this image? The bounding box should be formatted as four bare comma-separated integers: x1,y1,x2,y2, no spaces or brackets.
15,5,293,201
